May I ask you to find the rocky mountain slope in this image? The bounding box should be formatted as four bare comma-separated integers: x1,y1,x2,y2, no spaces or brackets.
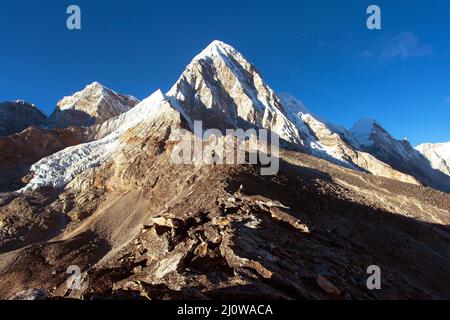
0,83,140,192
0,100,47,136
166,41,302,145
0,41,448,300
416,141,450,176
348,118,450,192
19,90,174,192
0,140,448,300
0,126,87,192
166,41,419,185
46,82,139,128
278,94,420,185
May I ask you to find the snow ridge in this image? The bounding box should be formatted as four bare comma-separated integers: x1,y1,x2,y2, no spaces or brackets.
279,93,354,166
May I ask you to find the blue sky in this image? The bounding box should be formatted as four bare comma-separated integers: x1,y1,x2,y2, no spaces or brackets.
0,0,449,145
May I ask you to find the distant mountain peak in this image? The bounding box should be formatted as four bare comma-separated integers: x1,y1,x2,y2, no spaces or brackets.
351,117,378,130
167,40,302,144
0,100,47,136
58,82,112,111
47,82,139,128
348,117,450,192
350,118,382,146
416,141,450,176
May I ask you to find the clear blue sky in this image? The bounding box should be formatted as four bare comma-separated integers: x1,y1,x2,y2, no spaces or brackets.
1,0,449,145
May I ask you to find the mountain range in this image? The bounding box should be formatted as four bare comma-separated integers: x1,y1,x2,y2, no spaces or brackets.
0,41,448,300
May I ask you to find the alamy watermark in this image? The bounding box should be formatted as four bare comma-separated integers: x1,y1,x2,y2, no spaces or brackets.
366,265,381,290
66,5,81,30
367,5,381,30
66,265,82,290
170,121,280,176
65,4,380,31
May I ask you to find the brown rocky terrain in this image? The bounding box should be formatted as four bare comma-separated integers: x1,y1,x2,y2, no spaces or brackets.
0,126,88,192
0,83,140,192
0,132,448,300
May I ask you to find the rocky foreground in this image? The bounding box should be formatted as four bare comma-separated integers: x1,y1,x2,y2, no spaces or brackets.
0,144,448,299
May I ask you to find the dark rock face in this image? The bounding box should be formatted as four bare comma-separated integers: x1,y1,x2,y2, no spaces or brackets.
0,101,47,137
46,109,96,129
0,126,88,192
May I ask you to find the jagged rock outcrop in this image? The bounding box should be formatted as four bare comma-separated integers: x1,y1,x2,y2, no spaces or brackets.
0,100,47,136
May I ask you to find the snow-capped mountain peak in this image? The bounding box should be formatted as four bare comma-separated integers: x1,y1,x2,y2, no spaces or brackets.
47,82,139,128
57,81,138,114
350,118,380,147
346,118,450,192
0,100,47,136
416,141,450,176
21,89,169,192
13,41,450,193
164,42,423,185
192,40,240,61
416,141,450,158
167,40,302,144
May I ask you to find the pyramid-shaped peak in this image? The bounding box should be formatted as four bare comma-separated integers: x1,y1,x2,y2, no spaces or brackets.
87,81,102,87
350,118,388,147
84,81,109,91
48,82,139,128
206,40,235,50
351,118,379,132
58,82,109,108
193,40,244,62
167,40,303,144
